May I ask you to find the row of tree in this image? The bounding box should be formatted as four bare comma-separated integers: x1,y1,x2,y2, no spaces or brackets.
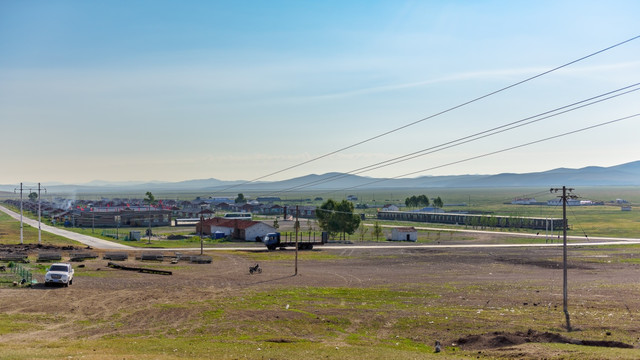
404,195,443,209
315,199,361,241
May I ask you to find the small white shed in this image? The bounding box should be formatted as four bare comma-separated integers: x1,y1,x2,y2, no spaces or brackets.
242,222,276,241
390,227,417,242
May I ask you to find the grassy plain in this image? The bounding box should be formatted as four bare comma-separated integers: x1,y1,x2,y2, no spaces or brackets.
1,245,640,359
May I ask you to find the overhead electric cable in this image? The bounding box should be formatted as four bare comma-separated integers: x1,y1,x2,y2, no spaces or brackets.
315,113,640,195
262,84,640,195
213,35,640,195
567,206,590,240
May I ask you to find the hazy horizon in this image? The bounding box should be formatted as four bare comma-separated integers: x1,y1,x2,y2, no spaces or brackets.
2,159,637,188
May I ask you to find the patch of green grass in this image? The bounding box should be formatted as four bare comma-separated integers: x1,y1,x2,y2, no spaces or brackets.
0,276,18,284
0,336,456,360
0,211,80,246
201,309,224,321
237,286,440,311
0,314,53,335
618,258,640,264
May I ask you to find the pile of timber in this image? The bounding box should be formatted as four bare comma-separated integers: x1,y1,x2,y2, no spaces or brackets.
70,252,98,262
37,253,62,262
0,253,29,262
139,253,164,261
103,252,129,261
189,255,213,264
107,262,172,275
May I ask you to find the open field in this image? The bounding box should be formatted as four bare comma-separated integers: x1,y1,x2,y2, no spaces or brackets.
1,243,640,359
0,188,638,358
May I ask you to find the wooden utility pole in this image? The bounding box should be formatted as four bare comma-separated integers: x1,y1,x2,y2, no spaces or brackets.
551,186,575,331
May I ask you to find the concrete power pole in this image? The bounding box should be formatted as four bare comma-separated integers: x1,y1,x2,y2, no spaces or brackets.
37,183,47,244
12,183,46,245
14,183,24,244
199,213,204,256
551,186,576,331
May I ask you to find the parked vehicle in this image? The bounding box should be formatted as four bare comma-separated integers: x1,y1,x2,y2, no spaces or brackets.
45,263,74,287
249,264,262,274
261,232,327,251
223,213,252,220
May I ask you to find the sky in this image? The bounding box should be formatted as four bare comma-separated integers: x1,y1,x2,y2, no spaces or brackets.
1,0,639,185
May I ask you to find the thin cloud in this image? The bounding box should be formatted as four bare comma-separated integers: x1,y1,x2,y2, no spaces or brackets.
299,61,640,101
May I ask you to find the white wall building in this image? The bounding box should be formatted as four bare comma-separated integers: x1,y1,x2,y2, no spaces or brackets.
390,227,418,242
242,222,276,241
201,218,276,241
511,198,537,205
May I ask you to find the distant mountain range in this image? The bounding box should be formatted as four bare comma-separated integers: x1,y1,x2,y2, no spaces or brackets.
1,161,639,193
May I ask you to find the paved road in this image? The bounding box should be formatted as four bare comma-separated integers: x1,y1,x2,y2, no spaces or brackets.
0,205,133,250
2,205,639,251
157,239,640,252
369,223,640,242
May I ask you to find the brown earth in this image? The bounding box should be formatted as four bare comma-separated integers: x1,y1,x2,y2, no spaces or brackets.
455,329,634,350
1,242,639,358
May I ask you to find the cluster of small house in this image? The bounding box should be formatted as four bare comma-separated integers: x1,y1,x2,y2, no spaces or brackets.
2,196,319,229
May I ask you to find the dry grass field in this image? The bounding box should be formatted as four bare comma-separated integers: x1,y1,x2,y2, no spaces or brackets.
1,241,639,359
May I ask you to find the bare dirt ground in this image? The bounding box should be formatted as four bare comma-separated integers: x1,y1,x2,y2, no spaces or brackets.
1,242,639,359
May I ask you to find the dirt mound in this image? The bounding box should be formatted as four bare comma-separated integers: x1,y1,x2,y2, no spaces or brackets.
455,329,634,350
495,257,594,270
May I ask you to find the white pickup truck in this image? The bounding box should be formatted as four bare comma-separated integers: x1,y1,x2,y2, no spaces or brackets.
45,263,74,287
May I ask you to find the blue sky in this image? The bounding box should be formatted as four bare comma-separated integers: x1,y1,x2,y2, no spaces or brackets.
1,0,639,184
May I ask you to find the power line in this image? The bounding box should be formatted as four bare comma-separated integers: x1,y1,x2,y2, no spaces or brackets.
213,35,640,195
312,113,640,196
262,84,640,195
